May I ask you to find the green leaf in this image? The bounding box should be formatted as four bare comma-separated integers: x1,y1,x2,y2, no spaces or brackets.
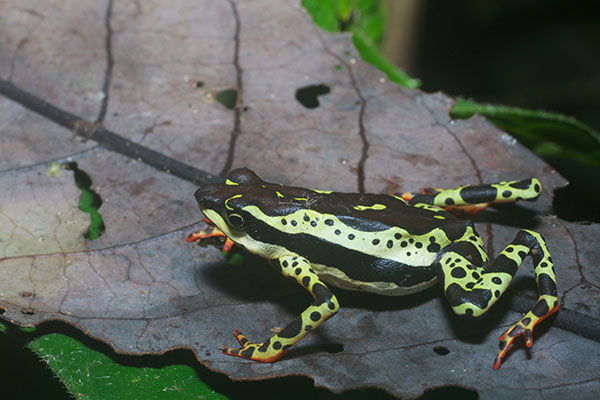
336,0,353,23
1,323,226,400
345,0,385,46
302,0,420,89
351,34,421,89
301,0,339,32
41,335,226,400
30,335,222,399
451,99,600,168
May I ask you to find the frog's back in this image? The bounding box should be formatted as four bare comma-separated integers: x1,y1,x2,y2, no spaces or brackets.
305,191,467,237
238,179,471,295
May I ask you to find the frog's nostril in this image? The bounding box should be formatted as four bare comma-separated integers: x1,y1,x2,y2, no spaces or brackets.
194,187,206,202
194,191,214,211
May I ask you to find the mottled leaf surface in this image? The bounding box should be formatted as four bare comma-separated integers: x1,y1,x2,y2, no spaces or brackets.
1,0,599,398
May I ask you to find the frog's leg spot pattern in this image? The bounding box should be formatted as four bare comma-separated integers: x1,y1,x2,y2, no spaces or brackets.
404,178,542,215
437,229,558,369
221,255,339,362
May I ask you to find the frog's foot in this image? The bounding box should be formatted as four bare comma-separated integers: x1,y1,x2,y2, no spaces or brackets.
220,329,286,363
493,300,559,370
186,227,226,244
186,226,236,253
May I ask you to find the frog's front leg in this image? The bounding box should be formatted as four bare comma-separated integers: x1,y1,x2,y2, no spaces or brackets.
222,255,339,362
437,229,558,369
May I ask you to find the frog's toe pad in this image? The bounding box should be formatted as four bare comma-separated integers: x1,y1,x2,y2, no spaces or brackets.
493,316,539,369
186,231,205,243
220,330,285,363
232,329,249,346
221,345,256,359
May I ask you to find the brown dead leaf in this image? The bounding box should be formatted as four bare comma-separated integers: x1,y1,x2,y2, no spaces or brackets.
1,0,598,398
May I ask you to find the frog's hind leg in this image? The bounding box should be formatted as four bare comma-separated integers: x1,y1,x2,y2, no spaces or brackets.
221,255,339,362
437,229,558,369
401,178,542,214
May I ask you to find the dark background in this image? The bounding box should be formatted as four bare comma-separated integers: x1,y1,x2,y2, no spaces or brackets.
416,0,599,133
412,0,600,222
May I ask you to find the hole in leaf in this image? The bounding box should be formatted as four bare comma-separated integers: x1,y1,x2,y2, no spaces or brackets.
320,342,344,354
433,345,450,356
0,306,6,314
20,292,34,298
62,162,106,240
295,84,330,109
335,65,342,71
215,89,238,110
20,308,35,315
194,81,204,88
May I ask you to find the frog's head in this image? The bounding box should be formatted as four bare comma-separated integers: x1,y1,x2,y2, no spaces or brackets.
194,168,304,259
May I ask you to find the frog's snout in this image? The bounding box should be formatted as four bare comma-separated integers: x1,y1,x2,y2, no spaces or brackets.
194,184,220,209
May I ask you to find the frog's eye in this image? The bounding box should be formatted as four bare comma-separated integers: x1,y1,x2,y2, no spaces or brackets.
225,212,245,230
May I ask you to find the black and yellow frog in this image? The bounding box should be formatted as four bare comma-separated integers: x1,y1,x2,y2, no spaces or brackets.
188,168,558,369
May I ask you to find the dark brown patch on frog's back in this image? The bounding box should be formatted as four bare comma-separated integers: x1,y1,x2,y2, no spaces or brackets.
220,168,470,239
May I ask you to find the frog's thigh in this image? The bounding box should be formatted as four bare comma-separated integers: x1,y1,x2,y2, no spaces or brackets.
437,240,499,317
